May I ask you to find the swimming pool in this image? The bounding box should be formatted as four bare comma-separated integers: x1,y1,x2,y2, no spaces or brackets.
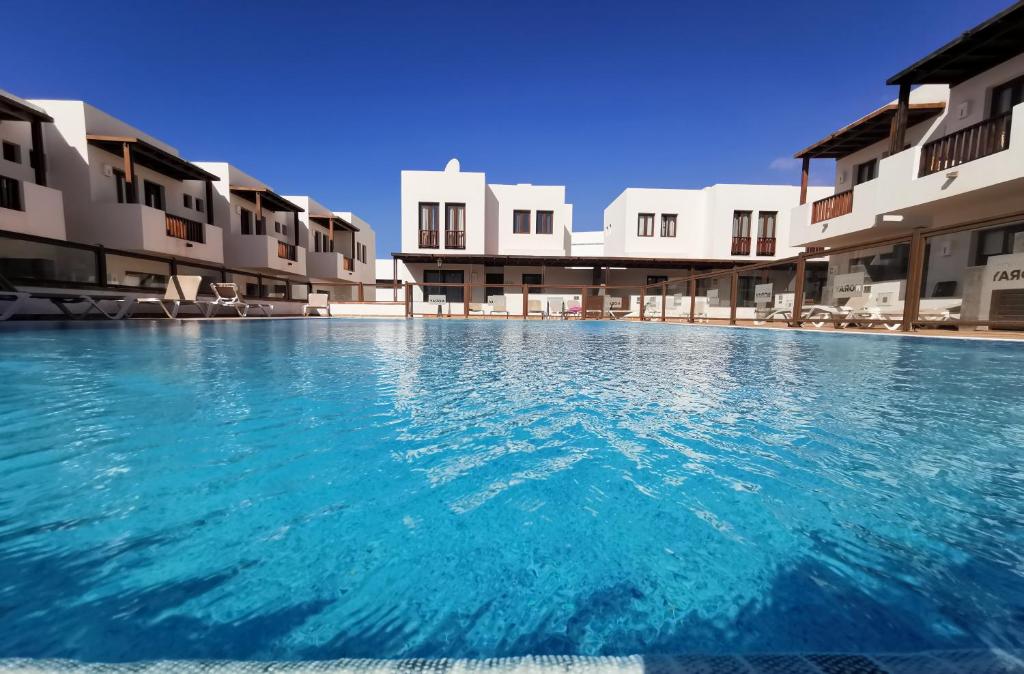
0,319,1022,663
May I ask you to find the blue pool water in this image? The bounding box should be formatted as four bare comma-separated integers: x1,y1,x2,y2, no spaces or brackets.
0,319,1023,662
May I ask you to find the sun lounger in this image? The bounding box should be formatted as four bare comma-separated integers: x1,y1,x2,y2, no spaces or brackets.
528,299,546,318
489,295,510,318
0,272,129,320
0,274,29,320
547,298,564,318
208,283,251,317
125,275,211,318
468,302,486,315
562,299,582,319
302,292,330,317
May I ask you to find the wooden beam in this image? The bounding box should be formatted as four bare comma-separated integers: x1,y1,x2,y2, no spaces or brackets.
799,156,810,205
122,142,137,203
393,257,398,302
889,83,911,156
902,229,926,332
294,210,299,247
791,256,806,327
205,180,214,225
729,271,739,325
660,282,667,322
255,192,262,223
30,119,46,187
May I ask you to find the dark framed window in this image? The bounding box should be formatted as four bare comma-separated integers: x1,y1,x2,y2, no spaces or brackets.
485,272,505,295
423,269,464,302
855,158,878,185
240,208,253,235
2,142,21,164
314,231,321,252
991,75,1024,117
445,203,465,231
274,221,281,234
974,223,1024,266
183,194,193,209
513,210,531,234
732,211,752,238
757,211,777,238
143,180,164,210
660,214,676,237
522,273,542,286
282,223,289,236
0,175,22,211
113,169,130,204
637,213,654,237
536,210,554,234
419,202,439,230
647,275,668,286
196,198,205,212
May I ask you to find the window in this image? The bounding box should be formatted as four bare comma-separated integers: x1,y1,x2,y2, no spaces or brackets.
362,243,368,262
419,202,439,230
445,203,465,231
0,175,22,211
240,208,253,235
732,211,752,238
275,221,281,234
757,211,777,239
2,142,21,164
183,194,193,209
647,275,668,286
536,210,554,234
974,223,1024,266
991,75,1024,117
113,169,130,204
423,269,464,302
143,180,164,210
637,213,655,237
522,273,543,286
196,198,205,212
314,231,322,252
486,272,505,295
513,210,531,234
282,223,289,237
855,158,878,185
660,214,676,237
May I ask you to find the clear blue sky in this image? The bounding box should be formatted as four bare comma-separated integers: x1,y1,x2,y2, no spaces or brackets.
4,0,1010,254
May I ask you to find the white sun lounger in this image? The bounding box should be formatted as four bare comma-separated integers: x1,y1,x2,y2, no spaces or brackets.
302,293,330,317
208,283,251,317
125,275,211,318
489,295,510,318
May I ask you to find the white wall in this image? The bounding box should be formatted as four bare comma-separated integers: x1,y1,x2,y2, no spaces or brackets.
571,230,603,256
401,160,486,254
487,183,572,256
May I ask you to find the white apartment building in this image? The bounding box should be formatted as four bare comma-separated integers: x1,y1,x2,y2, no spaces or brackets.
195,163,306,284
0,90,66,241
32,100,223,270
288,196,377,296
790,3,1024,323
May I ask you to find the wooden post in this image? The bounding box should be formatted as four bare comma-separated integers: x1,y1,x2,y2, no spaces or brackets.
294,211,300,247
392,257,398,301
463,281,470,317
889,83,911,156
522,284,529,319
30,119,46,187
902,230,926,332
799,156,810,205
661,282,667,322
122,142,137,203
358,282,364,302
791,256,806,328
329,216,335,250
639,285,646,321
404,283,412,318
729,271,739,325
689,277,696,323
205,180,214,225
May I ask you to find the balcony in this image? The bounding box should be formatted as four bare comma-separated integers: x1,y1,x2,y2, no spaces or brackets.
278,241,297,261
307,251,356,280
919,111,1012,177
0,181,67,241
445,229,466,249
165,214,205,244
811,190,854,224
343,255,354,271
756,237,776,256
224,232,306,275
731,236,751,255
419,229,439,249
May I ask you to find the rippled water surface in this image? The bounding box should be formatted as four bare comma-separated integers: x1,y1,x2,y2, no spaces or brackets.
1,319,1023,662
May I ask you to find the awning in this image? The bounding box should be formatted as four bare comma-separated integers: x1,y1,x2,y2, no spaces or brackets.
310,214,359,232
392,252,767,270
0,90,52,123
794,103,946,159
229,186,303,213
887,2,1024,86
87,135,218,182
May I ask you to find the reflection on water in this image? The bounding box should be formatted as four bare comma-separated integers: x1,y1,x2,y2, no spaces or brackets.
0,320,1023,662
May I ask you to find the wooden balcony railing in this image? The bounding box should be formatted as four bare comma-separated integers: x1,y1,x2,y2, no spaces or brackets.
277,242,297,261
811,189,854,224
419,229,439,249
805,245,826,254
756,236,776,256
445,229,466,249
165,214,204,243
731,236,751,255
919,111,1012,177
342,256,354,271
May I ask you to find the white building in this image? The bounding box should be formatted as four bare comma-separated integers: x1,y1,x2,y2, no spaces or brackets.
287,196,377,297
32,100,223,268
789,3,1024,324
0,90,66,241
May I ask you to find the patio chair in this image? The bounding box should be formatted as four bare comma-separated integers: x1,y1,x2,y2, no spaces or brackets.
209,283,251,317
468,302,486,315
547,297,564,318
563,299,582,319
528,299,546,318
125,275,211,318
302,292,330,317
489,295,510,318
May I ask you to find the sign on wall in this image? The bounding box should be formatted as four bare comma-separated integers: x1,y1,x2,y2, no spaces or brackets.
832,272,865,299
754,283,774,304
987,253,1024,290
706,288,719,306
774,293,795,310
427,294,447,304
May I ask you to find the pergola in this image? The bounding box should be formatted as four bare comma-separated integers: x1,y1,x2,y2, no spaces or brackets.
0,90,54,187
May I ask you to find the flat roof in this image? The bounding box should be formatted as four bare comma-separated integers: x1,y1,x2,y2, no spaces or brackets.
887,1,1024,86
392,252,781,270
229,186,303,213
86,135,219,182
795,103,946,159
0,89,53,123
310,214,359,232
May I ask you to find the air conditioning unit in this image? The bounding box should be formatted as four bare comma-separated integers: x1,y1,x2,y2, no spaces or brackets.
102,164,113,177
